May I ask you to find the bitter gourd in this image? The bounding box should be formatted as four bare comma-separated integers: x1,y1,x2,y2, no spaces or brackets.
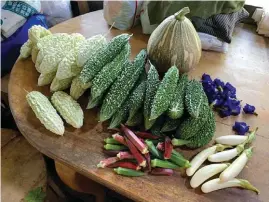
185,106,215,148
79,34,132,84
161,118,181,132
144,64,160,130
76,35,107,68
126,111,143,127
91,43,131,99
51,91,83,128
26,91,64,135
86,94,104,109
100,49,147,121
150,66,179,120
50,77,73,92
70,75,91,100
128,80,146,120
38,72,56,86
168,74,188,119
185,80,208,118
175,104,212,140
108,99,130,129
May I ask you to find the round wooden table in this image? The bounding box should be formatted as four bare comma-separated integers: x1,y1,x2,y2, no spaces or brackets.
9,10,269,202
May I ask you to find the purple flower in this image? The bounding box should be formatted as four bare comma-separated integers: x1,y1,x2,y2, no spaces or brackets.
223,82,236,96
219,108,232,117
214,78,225,91
231,105,241,116
202,73,212,83
243,104,258,115
210,98,224,107
233,122,250,135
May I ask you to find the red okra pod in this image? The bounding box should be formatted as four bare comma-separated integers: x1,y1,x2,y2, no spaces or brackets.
121,124,148,154
103,150,122,156
150,168,174,176
112,133,127,146
117,151,134,160
164,137,173,159
97,157,119,168
108,161,141,170
135,131,161,140
124,137,146,167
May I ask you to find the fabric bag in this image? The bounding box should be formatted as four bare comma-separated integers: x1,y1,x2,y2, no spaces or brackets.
103,0,143,30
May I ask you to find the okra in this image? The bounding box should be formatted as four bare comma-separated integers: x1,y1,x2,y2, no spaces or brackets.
104,144,128,151
151,159,180,169
114,167,144,177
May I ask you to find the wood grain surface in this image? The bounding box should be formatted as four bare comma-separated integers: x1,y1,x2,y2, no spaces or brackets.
8,10,269,202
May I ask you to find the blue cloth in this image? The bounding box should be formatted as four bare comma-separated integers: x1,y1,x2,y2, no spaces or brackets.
1,14,48,77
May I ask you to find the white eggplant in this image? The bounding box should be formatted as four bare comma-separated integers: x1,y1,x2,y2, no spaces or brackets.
201,178,259,194
190,163,229,188
208,144,244,162
215,135,247,146
186,144,229,176
215,127,258,146
220,147,253,182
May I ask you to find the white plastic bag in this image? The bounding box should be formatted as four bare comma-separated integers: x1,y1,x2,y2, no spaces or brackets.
41,0,72,27
140,1,158,34
198,32,228,53
103,0,143,30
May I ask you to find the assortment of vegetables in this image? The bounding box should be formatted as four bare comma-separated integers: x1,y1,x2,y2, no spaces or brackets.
98,124,190,177
186,128,259,194
21,21,261,196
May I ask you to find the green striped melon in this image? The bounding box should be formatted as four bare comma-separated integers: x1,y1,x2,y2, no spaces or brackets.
147,7,201,73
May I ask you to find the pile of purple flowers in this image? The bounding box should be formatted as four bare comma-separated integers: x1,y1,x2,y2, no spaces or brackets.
201,74,257,118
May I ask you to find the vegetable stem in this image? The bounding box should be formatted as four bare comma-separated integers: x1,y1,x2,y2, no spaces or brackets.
171,138,190,146
112,133,127,146
174,7,190,21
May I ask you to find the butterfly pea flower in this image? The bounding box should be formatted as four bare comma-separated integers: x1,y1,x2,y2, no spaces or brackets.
232,122,250,135
219,108,232,118
243,104,258,116
223,82,236,96
202,73,212,83
231,105,241,116
214,78,225,91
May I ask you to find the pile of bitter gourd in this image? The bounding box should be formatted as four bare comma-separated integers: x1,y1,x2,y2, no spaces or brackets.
21,26,215,148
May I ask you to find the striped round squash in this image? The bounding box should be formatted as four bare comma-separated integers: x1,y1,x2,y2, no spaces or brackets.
147,7,201,73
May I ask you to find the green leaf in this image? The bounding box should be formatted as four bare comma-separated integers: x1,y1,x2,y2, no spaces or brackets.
25,187,46,202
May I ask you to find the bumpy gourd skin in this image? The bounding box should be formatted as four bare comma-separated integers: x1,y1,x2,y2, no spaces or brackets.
19,25,51,60
91,43,130,100
185,106,216,148
36,33,85,86
144,64,160,130
168,74,188,119
26,91,64,136
150,66,179,120
175,104,215,146
185,80,207,118
99,49,147,122
69,35,107,99
51,91,84,129
79,34,132,84
127,80,146,120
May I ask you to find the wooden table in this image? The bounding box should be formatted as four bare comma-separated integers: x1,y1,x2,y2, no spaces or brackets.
9,10,269,202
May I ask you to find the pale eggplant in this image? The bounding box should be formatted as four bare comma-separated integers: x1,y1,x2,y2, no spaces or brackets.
201,178,259,194
190,163,229,188
186,144,229,176
220,147,253,182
